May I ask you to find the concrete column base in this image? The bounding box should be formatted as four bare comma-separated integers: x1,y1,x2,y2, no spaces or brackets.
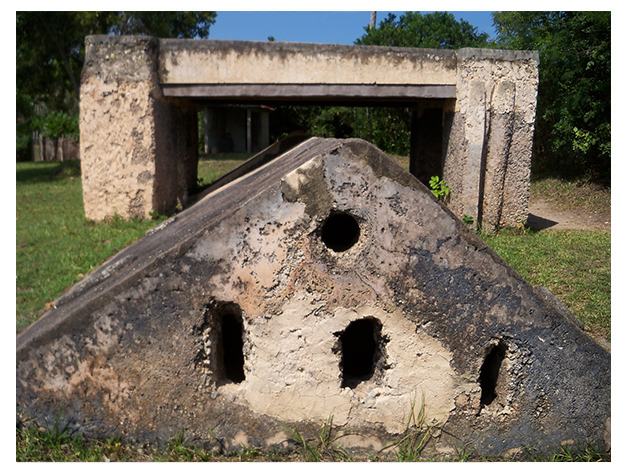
80,36,197,221
443,48,539,231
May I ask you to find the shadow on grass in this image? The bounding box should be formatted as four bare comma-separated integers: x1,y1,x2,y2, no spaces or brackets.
17,160,81,184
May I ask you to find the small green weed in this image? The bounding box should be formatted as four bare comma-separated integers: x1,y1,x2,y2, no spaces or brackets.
451,443,476,462
286,415,351,462
379,395,435,461
429,175,450,201
462,214,474,226
521,442,610,462
156,429,212,462
40,411,72,448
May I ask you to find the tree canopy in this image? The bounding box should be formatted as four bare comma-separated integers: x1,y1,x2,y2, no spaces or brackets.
493,11,610,182
108,12,216,38
17,11,217,159
356,11,490,49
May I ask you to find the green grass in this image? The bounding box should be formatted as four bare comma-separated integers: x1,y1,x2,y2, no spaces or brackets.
197,156,250,187
16,411,609,462
16,161,168,332
530,175,611,214
482,228,611,342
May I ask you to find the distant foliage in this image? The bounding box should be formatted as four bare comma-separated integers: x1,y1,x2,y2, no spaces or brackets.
493,11,610,182
269,106,413,156
109,12,217,38
33,111,79,140
355,11,490,49
16,11,217,161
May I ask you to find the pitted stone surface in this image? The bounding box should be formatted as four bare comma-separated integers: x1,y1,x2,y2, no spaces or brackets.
17,138,609,456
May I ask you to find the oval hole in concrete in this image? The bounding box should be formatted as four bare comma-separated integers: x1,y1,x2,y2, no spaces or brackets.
220,312,245,384
321,212,360,252
479,341,507,406
337,317,384,389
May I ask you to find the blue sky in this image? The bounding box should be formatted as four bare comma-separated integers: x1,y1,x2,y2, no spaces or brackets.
208,11,496,45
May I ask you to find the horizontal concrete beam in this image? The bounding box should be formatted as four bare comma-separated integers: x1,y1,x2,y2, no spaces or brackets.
158,39,458,86
161,84,457,102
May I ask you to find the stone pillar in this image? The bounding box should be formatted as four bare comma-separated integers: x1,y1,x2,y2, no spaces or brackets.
259,111,270,150
246,109,252,153
482,81,516,233
443,48,539,230
80,35,198,221
461,80,486,222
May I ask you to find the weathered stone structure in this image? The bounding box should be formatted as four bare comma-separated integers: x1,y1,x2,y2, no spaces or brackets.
17,138,610,456
80,36,538,231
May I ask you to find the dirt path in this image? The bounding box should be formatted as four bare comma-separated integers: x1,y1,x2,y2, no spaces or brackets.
527,198,611,232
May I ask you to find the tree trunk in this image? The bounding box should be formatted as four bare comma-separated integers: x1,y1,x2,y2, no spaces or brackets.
57,136,64,162
370,12,377,29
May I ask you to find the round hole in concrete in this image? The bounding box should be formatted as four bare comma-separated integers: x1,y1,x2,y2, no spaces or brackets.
320,212,360,252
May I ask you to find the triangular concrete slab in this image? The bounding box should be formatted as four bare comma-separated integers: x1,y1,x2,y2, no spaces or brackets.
17,138,610,457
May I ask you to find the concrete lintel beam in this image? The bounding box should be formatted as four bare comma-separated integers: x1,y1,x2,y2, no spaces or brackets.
161,84,457,101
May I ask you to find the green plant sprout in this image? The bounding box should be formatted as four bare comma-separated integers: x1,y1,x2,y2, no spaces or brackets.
429,176,450,200
462,215,474,225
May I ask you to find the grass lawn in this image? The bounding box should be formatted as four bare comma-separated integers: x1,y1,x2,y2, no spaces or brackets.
482,228,610,341
197,152,253,186
15,156,610,461
16,161,169,332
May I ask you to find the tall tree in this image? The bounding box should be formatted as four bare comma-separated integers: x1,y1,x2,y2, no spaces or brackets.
17,11,217,111
356,11,490,48
17,11,217,159
493,11,610,182
110,11,216,38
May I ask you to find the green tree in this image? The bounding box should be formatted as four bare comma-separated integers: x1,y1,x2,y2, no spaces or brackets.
16,12,217,160
109,11,216,38
493,11,610,182
356,11,490,48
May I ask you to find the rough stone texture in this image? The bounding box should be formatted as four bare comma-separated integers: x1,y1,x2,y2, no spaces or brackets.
17,138,610,456
445,48,539,231
158,39,458,85
79,37,538,230
80,36,197,221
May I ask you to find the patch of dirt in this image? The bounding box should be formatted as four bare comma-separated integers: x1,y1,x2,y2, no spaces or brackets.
527,198,611,232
